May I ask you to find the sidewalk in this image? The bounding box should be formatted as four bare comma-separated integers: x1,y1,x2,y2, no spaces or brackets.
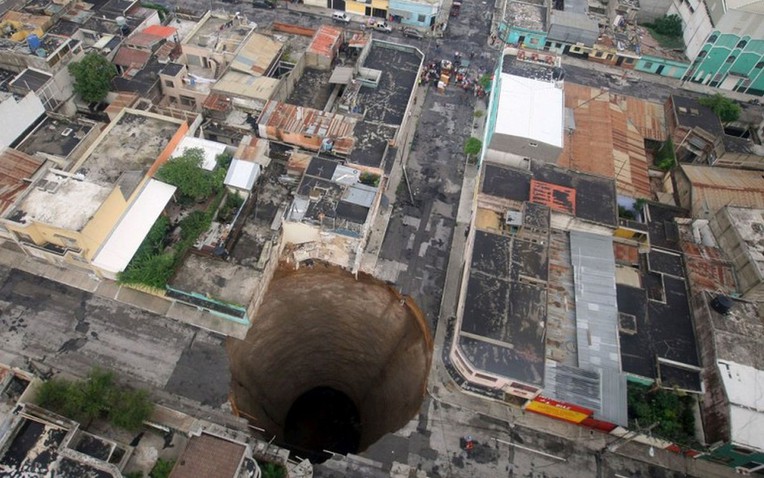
0,242,250,339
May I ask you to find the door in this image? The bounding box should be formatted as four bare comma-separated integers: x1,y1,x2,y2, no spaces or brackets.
656,65,665,75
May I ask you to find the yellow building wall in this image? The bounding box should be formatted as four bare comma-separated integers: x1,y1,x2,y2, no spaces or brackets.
372,0,388,9
346,1,368,14
81,186,130,260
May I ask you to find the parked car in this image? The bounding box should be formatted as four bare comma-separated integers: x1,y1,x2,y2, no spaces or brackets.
402,27,423,39
372,21,392,33
332,12,351,23
252,0,275,8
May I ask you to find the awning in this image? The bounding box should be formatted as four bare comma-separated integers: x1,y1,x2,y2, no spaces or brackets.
92,179,176,275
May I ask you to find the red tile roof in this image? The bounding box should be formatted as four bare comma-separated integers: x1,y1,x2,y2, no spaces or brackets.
0,149,45,215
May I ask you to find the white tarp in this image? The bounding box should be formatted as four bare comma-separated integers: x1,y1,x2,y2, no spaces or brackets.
172,136,227,171
224,159,260,191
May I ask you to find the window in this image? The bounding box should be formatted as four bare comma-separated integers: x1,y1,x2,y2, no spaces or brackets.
737,40,747,49
644,61,654,68
698,49,708,57
757,61,764,69
53,234,78,247
726,56,736,63
623,57,634,64
732,446,754,456
708,34,718,43
417,14,426,22
179,95,196,107
164,80,174,88
529,141,538,147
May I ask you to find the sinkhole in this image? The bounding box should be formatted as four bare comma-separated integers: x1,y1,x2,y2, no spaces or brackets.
227,263,432,462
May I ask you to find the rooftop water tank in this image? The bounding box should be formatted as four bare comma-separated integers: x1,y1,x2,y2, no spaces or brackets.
27,34,41,52
710,295,733,315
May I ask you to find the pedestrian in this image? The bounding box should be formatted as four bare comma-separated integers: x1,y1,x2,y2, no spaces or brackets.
470,51,475,59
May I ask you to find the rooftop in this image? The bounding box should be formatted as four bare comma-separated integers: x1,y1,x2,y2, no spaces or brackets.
558,83,666,198
183,13,253,56
286,156,378,237
503,0,547,31
171,135,228,171
679,164,764,217
306,24,343,58
671,96,724,137
502,52,564,81
9,68,51,95
0,148,44,215
480,161,617,226
697,292,764,369
493,73,564,149
229,32,282,76
716,360,764,451
72,109,184,189
616,206,701,391
457,223,549,386
722,206,764,280
169,433,246,478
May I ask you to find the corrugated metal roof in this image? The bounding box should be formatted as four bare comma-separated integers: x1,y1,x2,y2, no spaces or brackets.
343,183,376,207
230,32,282,76
559,83,655,198
224,159,259,191
112,46,151,68
0,148,45,215
681,164,764,216
570,231,621,371
307,24,342,58
142,25,177,39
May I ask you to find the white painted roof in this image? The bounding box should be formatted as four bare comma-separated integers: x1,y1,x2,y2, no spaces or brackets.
172,136,227,171
494,73,564,148
92,179,177,275
717,360,764,450
224,159,260,191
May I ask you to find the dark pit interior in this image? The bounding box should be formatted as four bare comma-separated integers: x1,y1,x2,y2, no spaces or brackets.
227,263,432,462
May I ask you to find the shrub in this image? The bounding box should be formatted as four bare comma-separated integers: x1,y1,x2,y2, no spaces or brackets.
149,459,175,478
360,172,381,187
156,148,223,203
698,93,741,123
650,14,682,37
464,137,482,161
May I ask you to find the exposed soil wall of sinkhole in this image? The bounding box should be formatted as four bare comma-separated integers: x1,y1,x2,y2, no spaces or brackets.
227,263,433,457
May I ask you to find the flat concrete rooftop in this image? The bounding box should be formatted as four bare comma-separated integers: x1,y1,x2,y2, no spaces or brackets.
16,116,95,161
504,0,547,31
73,110,183,189
184,14,252,54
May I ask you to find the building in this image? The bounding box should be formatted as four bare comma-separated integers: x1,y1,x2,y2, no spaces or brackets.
284,156,382,269
673,0,764,96
0,108,189,276
690,294,764,471
709,206,764,301
497,0,548,49
388,0,441,28
673,164,764,218
484,50,564,168
560,83,667,198
0,90,45,149
547,0,598,48
666,95,725,165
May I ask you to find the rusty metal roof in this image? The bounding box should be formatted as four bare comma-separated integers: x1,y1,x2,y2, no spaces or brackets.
142,24,177,39
168,434,245,478
530,179,575,215
307,24,342,58
559,83,656,198
0,148,44,215
113,46,151,68
681,164,764,214
257,100,356,153
126,32,164,49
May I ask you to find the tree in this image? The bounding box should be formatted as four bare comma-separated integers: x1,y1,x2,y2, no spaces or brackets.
111,389,153,431
68,52,117,104
650,14,683,37
698,93,741,123
155,148,223,203
464,137,482,162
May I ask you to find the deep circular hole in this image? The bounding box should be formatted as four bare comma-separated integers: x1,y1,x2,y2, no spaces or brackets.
227,263,432,462
283,387,361,462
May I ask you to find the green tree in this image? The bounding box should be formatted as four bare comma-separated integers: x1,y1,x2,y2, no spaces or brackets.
464,137,482,161
698,93,741,123
68,52,117,104
155,148,223,202
149,459,175,478
261,463,286,478
111,389,153,431
651,14,682,37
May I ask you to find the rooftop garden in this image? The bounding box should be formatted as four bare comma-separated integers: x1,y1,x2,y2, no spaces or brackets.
118,148,243,290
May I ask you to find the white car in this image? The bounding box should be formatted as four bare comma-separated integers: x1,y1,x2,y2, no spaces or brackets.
332,12,351,23
372,21,392,33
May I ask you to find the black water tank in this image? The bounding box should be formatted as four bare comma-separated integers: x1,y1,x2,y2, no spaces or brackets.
710,295,733,315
